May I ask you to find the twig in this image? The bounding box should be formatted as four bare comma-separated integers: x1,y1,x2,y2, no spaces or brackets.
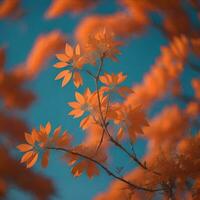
85,70,96,79
95,94,111,154
95,128,106,153
47,146,163,192
175,93,198,103
189,62,200,73
94,56,161,176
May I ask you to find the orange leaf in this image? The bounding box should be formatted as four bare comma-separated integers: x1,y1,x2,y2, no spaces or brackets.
71,161,86,177
17,144,33,152
55,69,67,80
118,86,134,98
62,71,72,87
40,124,45,132
56,131,71,147
65,43,73,57
41,150,50,168
116,127,124,141
87,162,99,178
68,109,84,118
56,54,71,62
68,102,80,109
26,153,39,168
75,44,81,55
99,75,109,85
20,151,34,163
25,133,35,145
75,92,85,104
73,71,83,88
32,129,39,141
54,62,68,68
52,126,62,141
80,116,91,130
45,122,51,135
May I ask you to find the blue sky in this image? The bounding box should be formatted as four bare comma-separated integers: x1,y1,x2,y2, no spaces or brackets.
0,1,169,199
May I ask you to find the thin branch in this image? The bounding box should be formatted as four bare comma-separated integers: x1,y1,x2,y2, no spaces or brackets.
188,62,200,73
47,146,163,192
85,70,96,79
175,93,198,103
95,128,106,153
94,56,161,176
94,56,107,153
150,20,169,40
95,94,111,154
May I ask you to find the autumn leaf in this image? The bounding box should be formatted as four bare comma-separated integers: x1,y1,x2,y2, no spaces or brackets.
17,144,33,152
41,150,50,168
54,43,86,88
68,89,93,118
71,160,99,178
115,105,149,142
55,70,72,87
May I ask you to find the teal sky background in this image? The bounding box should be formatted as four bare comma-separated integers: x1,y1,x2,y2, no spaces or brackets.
0,0,172,199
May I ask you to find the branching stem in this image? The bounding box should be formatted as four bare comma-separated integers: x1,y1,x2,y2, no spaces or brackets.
94,56,161,176
47,146,162,192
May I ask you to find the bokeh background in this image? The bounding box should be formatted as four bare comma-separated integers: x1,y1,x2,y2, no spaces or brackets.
1,0,199,199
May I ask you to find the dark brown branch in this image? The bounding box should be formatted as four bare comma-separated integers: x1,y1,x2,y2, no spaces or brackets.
175,93,197,103
47,146,162,192
94,56,161,176
189,62,200,73
95,94,110,154
85,70,96,79
95,128,106,153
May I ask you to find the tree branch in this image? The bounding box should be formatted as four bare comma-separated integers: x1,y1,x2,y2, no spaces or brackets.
47,146,162,192
94,56,161,176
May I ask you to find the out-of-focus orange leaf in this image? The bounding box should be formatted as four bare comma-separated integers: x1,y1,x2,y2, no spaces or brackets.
71,160,99,178
45,0,97,19
186,102,200,117
0,147,55,198
0,0,20,19
75,11,149,46
115,105,149,142
23,30,66,78
125,36,189,109
192,79,200,99
0,112,28,142
0,48,5,71
41,150,50,168
17,144,33,152
143,105,189,149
